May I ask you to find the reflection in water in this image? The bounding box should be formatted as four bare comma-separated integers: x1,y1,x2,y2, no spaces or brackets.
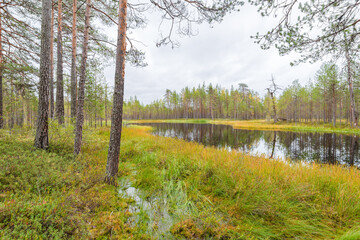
134,123,360,166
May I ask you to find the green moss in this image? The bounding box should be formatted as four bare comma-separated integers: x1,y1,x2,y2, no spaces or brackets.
0,126,136,239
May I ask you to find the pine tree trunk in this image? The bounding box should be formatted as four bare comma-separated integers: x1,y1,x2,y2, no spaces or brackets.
340,97,342,125
105,0,128,184
0,10,3,129
19,78,25,127
35,0,51,149
70,0,77,120
27,96,31,127
332,85,336,127
105,85,107,127
74,0,91,155
94,78,97,128
56,0,64,125
345,45,357,128
49,2,55,119
10,81,14,128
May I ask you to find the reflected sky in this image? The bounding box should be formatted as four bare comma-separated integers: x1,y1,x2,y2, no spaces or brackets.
133,123,360,167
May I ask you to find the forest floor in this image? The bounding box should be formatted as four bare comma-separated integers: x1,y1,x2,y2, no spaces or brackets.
1,125,360,239
129,119,360,135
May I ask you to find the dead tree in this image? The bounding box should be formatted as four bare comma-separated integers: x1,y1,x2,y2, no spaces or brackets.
266,76,281,123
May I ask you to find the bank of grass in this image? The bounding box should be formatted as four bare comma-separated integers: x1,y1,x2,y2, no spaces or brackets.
120,126,360,239
2,125,360,239
129,119,360,135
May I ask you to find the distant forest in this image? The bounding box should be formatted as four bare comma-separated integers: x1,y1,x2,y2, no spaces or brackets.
124,63,360,127
4,61,360,129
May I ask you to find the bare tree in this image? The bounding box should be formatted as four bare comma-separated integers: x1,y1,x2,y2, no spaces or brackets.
266,76,281,123
35,0,51,149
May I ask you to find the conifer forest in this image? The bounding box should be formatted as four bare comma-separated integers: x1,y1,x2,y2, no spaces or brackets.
2,1,360,239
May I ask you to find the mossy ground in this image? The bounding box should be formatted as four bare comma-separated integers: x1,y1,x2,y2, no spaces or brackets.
1,124,360,239
0,125,137,239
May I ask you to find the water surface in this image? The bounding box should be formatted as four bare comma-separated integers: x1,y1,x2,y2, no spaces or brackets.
133,122,360,166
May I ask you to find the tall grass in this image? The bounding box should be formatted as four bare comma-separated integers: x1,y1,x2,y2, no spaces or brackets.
119,126,360,239
2,124,360,239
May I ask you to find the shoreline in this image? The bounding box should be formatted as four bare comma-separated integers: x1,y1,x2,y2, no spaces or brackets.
127,119,360,135
2,126,360,239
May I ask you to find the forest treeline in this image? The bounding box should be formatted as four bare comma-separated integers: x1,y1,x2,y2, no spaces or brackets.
1,0,360,179
3,1,360,237
0,0,242,182
124,62,360,127
0,0,118,129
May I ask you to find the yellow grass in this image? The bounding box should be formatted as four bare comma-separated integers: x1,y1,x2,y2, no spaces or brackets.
116,126,360,239
129,119,360,135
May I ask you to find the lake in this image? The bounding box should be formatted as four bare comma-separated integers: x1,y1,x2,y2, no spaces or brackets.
133,122,360,166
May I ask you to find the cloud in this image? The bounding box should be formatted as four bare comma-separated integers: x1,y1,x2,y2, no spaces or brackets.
104,4,323,104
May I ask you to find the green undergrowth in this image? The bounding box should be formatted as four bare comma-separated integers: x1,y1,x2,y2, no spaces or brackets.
2,124,360,239
0,123,139,239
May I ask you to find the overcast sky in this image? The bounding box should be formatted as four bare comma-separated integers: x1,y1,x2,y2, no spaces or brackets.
104,4,323,104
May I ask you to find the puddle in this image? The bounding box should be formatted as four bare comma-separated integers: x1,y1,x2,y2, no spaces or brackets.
118,169,224,238
118,176,175,237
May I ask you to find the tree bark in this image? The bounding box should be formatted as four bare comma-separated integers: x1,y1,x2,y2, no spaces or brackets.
340,97,342,125
35,0,51,149
105,0,127,184
269,92,277,123
55,0,64,125
332,84,336,127
74,0,91,155
70,0,77,120
105,84,107,126
345,44,358,128
49,1,55,119
0,10,3,129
